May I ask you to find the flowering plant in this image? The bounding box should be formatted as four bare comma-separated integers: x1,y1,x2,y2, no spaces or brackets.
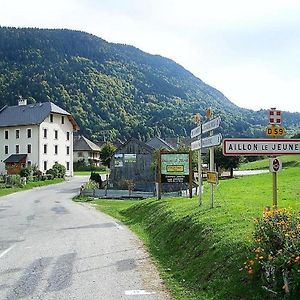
243,208,300,297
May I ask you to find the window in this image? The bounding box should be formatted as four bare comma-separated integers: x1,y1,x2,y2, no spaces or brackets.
44,144,47,154
27,129,32,138
16,145,19,154
4,130,8,139
43,161,47,171
66,146,70,155
16,129,20,139
54,130,58,139
66,162,70,171
27,144,32,154
50,114,53,122
61,116,64,124
78,152,83,157
4,145,8,155
27,161,32,166
66,132,70,141
54,145,58,155
43,128,47,138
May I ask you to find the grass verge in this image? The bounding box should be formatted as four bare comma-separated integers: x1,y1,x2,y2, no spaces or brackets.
74,170,108,176
0,178,64,198
239,155,300,170
74,167,300,299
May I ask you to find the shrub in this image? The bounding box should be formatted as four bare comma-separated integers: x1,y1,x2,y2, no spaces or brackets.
5,175,22,187
244,208,300,297
90,172,102,188
52,163,66,178
20,166,33,179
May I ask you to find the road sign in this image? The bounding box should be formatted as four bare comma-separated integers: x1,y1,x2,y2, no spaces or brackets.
269,109,281,125
266,126,286,137
202,116,221,134
223,138,300,156
207,171,218,184
202,133,222,148
269,158,282,172
191,140,202,151
191,125,202,138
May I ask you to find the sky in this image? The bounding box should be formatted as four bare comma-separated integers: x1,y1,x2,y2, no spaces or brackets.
1,0,300,113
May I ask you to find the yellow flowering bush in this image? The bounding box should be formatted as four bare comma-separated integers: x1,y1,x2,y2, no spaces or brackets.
244,208,300,297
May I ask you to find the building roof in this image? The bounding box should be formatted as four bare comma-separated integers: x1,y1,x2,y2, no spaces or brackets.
146,136,175,151
74,135,101,152
0,102,79,129
113,137,155,156
3,154,27,163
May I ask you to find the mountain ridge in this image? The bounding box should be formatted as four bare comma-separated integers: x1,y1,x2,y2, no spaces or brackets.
0,26,299,141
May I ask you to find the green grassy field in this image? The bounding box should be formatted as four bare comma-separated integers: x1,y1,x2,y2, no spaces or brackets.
74,167,300,299
0,178,64,198
74,170,108,176
239,155,300,170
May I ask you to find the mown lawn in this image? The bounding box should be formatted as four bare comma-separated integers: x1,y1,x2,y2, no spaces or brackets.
74,167,300,300
74,170,108,176
239,155,300,170
0,178,65,198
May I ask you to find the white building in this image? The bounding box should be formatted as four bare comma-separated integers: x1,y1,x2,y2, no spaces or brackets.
73,135,101,167
0,99,79,176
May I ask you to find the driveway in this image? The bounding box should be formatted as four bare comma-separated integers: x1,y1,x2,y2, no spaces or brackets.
0,177,169,300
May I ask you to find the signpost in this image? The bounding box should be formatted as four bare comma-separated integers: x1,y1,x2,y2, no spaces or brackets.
191,140,202,151
269,158,282,173
190,108,222,208
202,134,222,148
266,126,285,137
158,151,193,199
207,171,218,184
222,108,299,209
223,138,300,156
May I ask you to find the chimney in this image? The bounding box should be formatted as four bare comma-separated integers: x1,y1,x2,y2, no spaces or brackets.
18,96,27,106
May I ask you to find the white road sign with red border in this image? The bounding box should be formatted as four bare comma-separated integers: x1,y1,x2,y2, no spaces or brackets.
223,138,300,156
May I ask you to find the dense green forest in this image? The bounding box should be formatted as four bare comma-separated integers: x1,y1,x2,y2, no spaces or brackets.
0,27,299,141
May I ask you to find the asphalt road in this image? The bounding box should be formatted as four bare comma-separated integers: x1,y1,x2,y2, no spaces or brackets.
0,177,169,300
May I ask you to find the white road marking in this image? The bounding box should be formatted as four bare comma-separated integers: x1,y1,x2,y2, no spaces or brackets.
0,244,16,258
114,222,123,230
125,290,156,296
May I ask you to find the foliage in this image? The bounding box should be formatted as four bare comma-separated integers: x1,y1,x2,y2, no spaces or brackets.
20,166,33,179
1,27,299,142
73,159,107,172
90,172,102,188
209,146,241,177
244,208,300,297
46,163,66,178
100,142,117,167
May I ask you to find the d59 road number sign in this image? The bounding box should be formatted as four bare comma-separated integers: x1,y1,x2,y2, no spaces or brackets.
266,126,285,137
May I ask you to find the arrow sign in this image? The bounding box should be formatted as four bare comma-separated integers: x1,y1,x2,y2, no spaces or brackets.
202,133,222,148
191,125,202,138
202,116,221,134
191,140,202,151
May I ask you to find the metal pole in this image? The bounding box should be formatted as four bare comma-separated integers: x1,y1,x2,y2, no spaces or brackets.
210,145,214,209
273,170,277,209
157,150,162,200
198,121,202,206
209,110,214,209
189,150,193,198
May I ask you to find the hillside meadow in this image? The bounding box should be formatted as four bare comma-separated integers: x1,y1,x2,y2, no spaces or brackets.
74,167,300,299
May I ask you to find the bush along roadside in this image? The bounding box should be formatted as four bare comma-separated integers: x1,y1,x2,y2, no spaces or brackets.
244,208,300,299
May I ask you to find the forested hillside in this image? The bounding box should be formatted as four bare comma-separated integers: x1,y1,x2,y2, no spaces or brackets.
0,27,299,141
